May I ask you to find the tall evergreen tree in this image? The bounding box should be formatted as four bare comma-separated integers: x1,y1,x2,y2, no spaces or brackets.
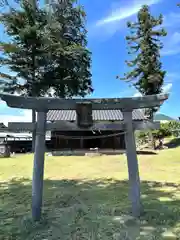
44,0,93,98
118,5,167,117
0,0,93,150
0,0,52,151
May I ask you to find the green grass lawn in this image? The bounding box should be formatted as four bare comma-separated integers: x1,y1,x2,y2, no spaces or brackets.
1,147,180,239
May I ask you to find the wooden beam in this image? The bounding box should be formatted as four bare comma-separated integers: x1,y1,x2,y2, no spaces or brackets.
32,111,46,221
0,93,168,111
134,120,160,130
6,120,160,132
123,111,142,217
8,122,36,131
47,121,160,131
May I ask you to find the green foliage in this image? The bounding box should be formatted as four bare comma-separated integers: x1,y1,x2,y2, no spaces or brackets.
153,121,180,139
118,5,167,97
135,130,148,141
0,0,93,98
44,0,93,97
0,1,51,96
152,122,171,139
168,121,180,137
135,130,149,147
136,121,180,144
0,0,93,151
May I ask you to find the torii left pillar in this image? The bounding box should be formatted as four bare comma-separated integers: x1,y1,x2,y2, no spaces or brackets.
32,111,47,221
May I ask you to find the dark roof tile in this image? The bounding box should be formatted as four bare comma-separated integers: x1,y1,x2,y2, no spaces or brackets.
47,109,145,121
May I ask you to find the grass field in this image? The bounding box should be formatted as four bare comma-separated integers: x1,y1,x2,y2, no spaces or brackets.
1,147,180,239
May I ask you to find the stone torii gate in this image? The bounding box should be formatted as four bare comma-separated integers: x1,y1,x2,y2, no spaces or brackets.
0,93,168,221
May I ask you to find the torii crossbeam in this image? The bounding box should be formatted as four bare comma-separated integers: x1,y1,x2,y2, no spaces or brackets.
0,93,168,221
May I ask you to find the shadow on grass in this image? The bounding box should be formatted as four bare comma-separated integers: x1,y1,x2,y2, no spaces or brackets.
52,150,157,157
1,178,180,239
136,150,157,155
164,138,180,149
101,151,157,156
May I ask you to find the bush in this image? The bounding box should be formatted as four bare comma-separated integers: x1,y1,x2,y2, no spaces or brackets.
135,130,150,147
168,121,180,137
152,122,172,139
135,121,180,149
135,121,180,147
136,121,180,140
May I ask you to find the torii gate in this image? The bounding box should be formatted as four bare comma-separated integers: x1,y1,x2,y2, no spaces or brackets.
0,93,168,221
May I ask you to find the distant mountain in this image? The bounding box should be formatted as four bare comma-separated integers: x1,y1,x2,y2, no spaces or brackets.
154,113,174,121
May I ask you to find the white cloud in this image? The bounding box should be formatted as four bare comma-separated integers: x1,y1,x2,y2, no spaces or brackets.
170,32,180,45
165,72,179,82
161,13,180,56
91,0,162,39
132,83,172,97
166,72,179,79
162,32,180,56
0,108,32,126
0,89,58,127
163,12,180,28
108,85,137,98
0,97,32,126
133,92,142,97
96,0,161,27
162,83,172,93
162,48,180,56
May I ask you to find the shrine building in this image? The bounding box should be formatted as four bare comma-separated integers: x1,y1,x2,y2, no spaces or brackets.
47,109,145,150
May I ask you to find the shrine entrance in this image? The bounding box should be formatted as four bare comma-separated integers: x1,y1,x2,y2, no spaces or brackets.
0,93,168,221
50,130,125,150
83,131,101,149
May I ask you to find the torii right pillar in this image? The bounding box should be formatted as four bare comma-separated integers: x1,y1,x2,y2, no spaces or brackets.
123,110,141,217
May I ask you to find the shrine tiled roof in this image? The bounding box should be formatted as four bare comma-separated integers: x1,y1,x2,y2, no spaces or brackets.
47,109,145,121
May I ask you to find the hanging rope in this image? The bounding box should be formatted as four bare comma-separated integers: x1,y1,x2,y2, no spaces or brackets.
53,131,126,140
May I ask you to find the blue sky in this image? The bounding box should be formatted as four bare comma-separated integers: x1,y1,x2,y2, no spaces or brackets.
0,0,180,124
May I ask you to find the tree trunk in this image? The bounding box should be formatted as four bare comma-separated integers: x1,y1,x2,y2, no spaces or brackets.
147,108,156,150
150,109,156,150
32,109,36,152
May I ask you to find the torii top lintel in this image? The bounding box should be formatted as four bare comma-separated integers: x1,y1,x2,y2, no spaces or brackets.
0,93,168,111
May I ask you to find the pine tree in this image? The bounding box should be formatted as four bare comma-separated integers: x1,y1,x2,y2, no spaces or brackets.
0,0,93,150
44,0,93,98
0,0,50,151
0,0,93,98
0,1,50,94
118,5,167,117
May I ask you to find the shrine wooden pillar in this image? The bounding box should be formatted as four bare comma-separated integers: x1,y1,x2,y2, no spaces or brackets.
123,111,141,217
32,111,47,221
